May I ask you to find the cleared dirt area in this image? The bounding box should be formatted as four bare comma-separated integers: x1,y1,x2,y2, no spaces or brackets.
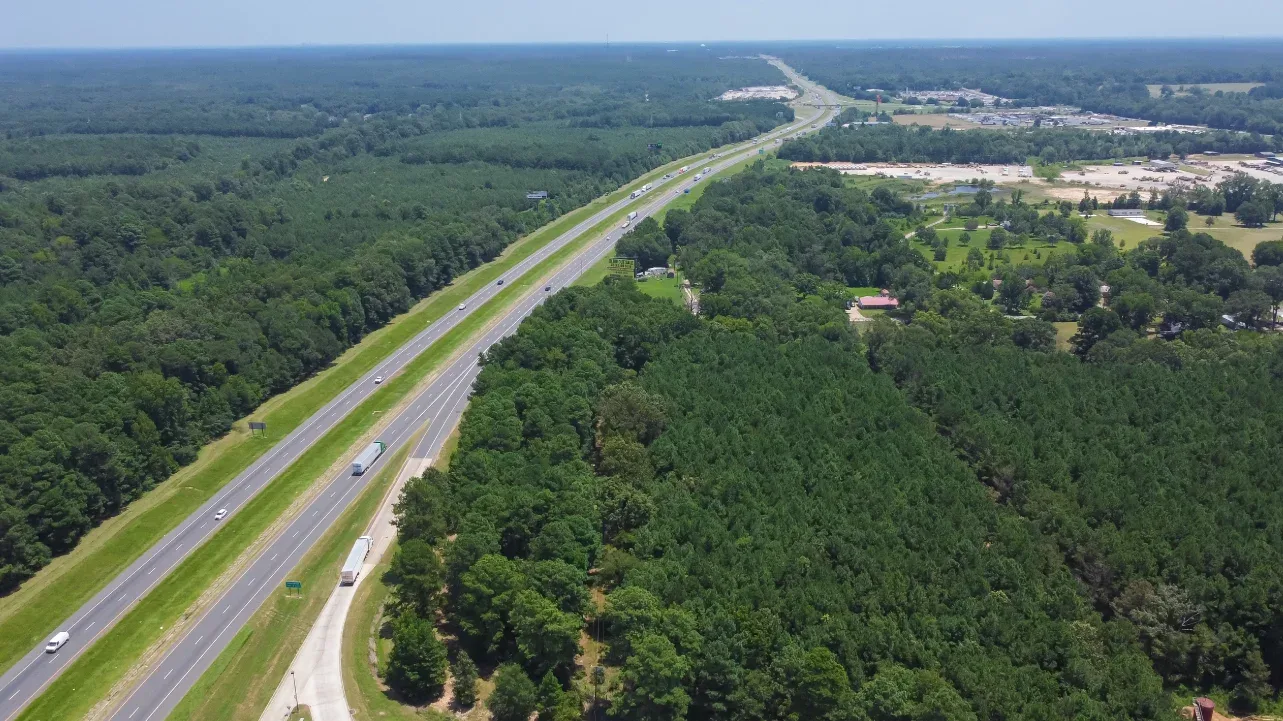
891,113,981,129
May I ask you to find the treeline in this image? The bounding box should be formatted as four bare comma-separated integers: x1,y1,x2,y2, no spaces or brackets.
778,42,1283,135
778,123,1278,166
0,136,203,181
0,46,785,139
0,49,793,591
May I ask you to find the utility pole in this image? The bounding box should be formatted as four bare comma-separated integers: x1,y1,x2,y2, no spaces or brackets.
291,670,299,713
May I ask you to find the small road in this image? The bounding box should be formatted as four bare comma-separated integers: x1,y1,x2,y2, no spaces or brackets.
93,64,841,721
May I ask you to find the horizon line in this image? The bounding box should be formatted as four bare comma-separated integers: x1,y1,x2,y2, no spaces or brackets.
3,35,1283,54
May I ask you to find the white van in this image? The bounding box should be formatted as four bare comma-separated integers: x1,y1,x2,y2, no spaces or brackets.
46,631,69,653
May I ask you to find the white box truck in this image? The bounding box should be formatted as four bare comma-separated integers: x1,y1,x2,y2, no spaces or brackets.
642,183,652,192
340,535,374,585
627,211,638,221
351,441,386,475
702,167,711,174
678,165,689,174
629,190,641,199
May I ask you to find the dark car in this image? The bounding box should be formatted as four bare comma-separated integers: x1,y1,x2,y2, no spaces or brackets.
497,279,504,286
544,285,552,292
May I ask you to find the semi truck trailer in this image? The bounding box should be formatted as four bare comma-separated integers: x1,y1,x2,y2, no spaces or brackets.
351,440,386,475
340,535,374,585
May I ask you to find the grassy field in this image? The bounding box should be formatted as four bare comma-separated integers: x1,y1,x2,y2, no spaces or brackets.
15,151,681,721
1083,213,1166,249
1146,82,1263,98
167,442,411,721
636,275,684,305
910,228,1078,273
1053,322,1078,351
1196,215,1282,259
0,111,768,685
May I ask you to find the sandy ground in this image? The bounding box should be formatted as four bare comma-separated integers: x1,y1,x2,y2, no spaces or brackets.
847,306,871,322
793,159,1277,202
1122,216,1164,226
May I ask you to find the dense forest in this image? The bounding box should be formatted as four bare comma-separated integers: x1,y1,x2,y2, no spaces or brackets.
379,161,1283,719
0,46,793,591
778,123,1279,165
776,41,1283,135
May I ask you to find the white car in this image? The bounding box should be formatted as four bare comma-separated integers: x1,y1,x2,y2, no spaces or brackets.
45,631,69,653
214,508,228,521
458,303,466,311
374,376,384,384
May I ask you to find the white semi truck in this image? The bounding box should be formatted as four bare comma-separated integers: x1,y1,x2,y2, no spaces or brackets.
351,440,386,475
340,535,374,585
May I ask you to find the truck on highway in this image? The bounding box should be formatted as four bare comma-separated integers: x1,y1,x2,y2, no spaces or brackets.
340,535,374,585
678,165,689,174
642,183,653,192
702,167,711,175
629,190,641,199
351,441,386,475
627,211,638,221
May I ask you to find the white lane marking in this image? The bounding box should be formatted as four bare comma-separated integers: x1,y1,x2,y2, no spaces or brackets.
85,621,95,630
200,523,207,529
175,544,182,551
222,606,229,615
129,708,139,719
163,669,172,680
270,553,278,562
196,635,203,645
291,529,299,538
147,567,154,575
5,690,17,701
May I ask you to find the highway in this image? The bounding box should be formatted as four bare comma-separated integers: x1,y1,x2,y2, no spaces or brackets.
1,60,840,721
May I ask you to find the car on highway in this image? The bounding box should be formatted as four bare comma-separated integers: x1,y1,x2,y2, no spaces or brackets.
45,632,69,653
497,279,504,286
544,285,552,292
214,508,228,521
374,376,384,384
458,303,466,311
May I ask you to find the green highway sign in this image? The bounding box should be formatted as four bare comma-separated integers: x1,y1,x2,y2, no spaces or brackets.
285,580,301,589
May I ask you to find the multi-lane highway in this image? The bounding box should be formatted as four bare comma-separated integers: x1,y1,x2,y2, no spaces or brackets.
1,60,840,721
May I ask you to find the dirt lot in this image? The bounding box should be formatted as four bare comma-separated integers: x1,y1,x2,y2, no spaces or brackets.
891,114,981,129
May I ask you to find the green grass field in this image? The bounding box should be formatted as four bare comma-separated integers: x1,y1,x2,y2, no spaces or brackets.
636,275,684,305
1196,215,1283,259
15,154,682,721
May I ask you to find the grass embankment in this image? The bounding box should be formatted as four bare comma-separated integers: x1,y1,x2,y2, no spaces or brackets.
169,443,411,720
17,152,682,721
0,117,745,682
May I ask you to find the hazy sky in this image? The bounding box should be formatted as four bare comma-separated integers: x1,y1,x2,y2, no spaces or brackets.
2,0,1281,49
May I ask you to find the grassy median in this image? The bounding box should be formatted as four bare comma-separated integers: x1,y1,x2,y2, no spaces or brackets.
15,150,667,721
167,443,410,721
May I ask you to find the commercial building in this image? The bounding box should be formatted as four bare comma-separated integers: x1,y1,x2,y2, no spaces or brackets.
1109,209,1146,217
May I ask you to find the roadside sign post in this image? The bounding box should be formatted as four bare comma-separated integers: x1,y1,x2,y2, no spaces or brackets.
285,580,302,598
607,258,635,281
249,421,267,437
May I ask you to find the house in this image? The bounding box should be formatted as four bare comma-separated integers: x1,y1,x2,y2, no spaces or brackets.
1257,151,1277,159
858,289,900,310
1109,209,1146,217
526,190,549,200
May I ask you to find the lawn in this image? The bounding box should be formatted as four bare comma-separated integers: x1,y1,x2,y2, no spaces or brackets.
910,228,1078,273
1194,214,1282,259
1084,213,1166,249
636,275,684,306
1053,322,1078,351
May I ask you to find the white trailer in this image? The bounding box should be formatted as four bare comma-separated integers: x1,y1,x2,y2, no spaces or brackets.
642,183,653,192
340,535,374,585
627,211,638,221
351,441,386,475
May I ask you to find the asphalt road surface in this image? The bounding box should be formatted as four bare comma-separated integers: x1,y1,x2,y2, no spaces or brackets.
2,63,838,721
